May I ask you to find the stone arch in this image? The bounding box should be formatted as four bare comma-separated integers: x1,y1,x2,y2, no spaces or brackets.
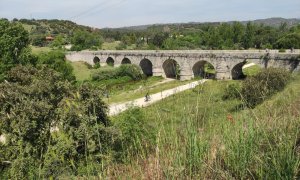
93,56,100,64
140,59,153,76
232,60,263,80
163,59,180,79
231,61,247,80
106,57,114,66
121,58,131,64
192,60,216,79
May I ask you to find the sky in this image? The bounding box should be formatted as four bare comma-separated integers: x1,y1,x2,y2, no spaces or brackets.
0,0,299,28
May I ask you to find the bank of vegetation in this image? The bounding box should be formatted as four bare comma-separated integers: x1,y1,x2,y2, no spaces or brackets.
8,18,300,51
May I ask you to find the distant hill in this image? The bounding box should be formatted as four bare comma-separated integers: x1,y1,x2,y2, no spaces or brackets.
16,18,98,36
109,17,300,31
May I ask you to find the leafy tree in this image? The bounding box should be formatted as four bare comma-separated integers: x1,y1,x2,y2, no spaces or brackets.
71,30,103,51
38,51,75,81
0,19,37,81
0,66,114,178
242,22,255,49
50,34,66,48
275,33,300,49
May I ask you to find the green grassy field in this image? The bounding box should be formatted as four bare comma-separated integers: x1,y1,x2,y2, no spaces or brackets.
30,46,53,55
243,64,262,76
109,74,300,179
107,79,195,103
70,61,96,81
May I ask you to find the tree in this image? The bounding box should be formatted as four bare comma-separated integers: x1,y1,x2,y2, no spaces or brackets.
0,65,114,178
0,19,37,81
242,22,255,49
38,51,75,81
71,30,103,51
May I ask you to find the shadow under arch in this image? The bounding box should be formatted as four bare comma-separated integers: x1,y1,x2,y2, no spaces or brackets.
232,60,262,80
231,61,247,80
192,61,216,79
106,57,114,66
163,59,180,79
93,56,100,64
140,59,153,76
121,58,131,64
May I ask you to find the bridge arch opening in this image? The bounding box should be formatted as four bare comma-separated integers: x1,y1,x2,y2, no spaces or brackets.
106,57,114,67
232,61,261,80
140,59,153,76
192,61,216,79
121,58,131,64
93,56,100,64
163,59,180,79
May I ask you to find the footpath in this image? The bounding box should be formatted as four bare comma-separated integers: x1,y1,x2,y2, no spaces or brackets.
109,79,208,116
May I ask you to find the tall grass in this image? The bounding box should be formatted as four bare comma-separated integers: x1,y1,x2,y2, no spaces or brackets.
107,74,300,179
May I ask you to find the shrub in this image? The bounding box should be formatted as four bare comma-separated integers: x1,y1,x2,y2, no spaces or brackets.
93,62,100,69
241,68,291,107
222,82,241,100
92,64,143,82
117,64,143,80
38,51,75,81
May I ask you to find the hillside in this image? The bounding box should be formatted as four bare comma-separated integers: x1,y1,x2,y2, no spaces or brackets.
108,17,300,31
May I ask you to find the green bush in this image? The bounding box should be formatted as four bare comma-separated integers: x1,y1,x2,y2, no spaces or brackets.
38,50,75,81
241,68,291,107
222,82,241,100
92,64,143,82
93,62,100,69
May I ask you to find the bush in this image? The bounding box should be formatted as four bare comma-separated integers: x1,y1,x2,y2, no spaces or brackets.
38,51,75,81
93,62,100,69
92,64,143,82
241,68,291,107
222,82,241,100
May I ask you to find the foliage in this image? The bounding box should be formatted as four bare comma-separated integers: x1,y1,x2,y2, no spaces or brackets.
92,64,143,82
38,50,75,81
275,33,300,49
0,19,37,81
114,108,156,161
222,82,241,100
71,30,103,51
0,65,116,178
241,68,291,107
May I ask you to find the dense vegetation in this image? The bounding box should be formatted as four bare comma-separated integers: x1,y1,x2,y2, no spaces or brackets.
101,20,300,50
108,72,299,179
9,18,300,51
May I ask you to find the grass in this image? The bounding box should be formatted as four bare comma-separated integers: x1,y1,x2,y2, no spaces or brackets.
102,41,121,50
70,61,96,81
243,64,262,77
30,46,53,55
107,78,195,103
108,74,300,179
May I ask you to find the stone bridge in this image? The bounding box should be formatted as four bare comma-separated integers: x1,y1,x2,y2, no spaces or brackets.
66,50,300,80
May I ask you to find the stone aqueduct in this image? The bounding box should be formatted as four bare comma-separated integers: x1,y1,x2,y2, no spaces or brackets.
66,50,300,80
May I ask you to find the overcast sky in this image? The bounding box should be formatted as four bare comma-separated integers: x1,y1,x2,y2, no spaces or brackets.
0,0,299,28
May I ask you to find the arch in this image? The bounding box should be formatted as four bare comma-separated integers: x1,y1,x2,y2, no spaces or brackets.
231,61,247,80
140,59,153,76
93,56,100,64
232,60,262,80
121,58,131,64
106,57,114,66
192,61,216,79
163,59,180,79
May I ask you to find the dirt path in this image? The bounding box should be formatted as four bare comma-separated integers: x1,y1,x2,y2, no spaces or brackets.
109,79,208,116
